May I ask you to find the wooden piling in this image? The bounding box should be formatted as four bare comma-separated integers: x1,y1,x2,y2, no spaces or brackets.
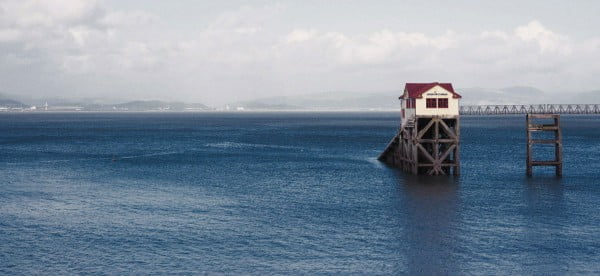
379,115,460,175
526,114,562,177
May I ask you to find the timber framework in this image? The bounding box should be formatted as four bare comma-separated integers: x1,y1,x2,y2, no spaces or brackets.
526,114,563,177
379,116,460,175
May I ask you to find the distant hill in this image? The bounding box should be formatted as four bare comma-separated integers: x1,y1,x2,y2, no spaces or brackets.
231,90,402,110
229,86,599,110
109,100,210,111
568,90,600,104
231,87,551,110
0,98,29,108
501,86,545,96
236,101,301,110
2,86,597,113
0,91,213,111
114,100,180,111
456,86,549,105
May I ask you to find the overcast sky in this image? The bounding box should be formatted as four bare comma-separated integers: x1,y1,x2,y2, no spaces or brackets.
1,0,599,105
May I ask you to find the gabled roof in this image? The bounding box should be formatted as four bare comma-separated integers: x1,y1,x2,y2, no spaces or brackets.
403,82,462,99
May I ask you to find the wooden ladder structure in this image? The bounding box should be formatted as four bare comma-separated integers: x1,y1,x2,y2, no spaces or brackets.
526,114,563,176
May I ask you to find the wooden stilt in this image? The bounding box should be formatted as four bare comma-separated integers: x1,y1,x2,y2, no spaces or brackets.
379,115,460,175
526,114,562,177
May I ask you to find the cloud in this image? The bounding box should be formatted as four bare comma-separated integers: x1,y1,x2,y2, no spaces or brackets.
515,20,571,54
0,0,100,27
0,0,599,105
272,20,594,94
0,0,166,74
280,29,459,65
285,29,317,43
278,21,579,70
99,10,159,28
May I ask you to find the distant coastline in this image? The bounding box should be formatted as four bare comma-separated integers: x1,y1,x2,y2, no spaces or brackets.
2,85,599,113
0,109,401,113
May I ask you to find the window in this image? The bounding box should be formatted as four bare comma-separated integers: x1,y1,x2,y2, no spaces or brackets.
426,98,437,108
402,109,405,118
438,98,448,108
411,99,416,108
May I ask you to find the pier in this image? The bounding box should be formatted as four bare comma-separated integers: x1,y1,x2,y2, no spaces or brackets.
460,104,600,115
379,83,580,176
379,82,461,175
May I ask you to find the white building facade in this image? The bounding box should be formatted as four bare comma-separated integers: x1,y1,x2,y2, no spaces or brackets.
400,82,462,126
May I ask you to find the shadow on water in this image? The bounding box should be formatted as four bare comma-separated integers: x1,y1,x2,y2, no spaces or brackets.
520,176,568,272
523,176,565,222
393,172,462,274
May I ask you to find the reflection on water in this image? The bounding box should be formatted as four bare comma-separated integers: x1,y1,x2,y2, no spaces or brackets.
397,173,461,274
521,176,568,272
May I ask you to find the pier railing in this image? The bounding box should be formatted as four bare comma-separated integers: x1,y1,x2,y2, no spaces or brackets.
460,104,600,115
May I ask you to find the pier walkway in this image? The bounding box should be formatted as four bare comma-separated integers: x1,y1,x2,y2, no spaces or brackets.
460,104,600,115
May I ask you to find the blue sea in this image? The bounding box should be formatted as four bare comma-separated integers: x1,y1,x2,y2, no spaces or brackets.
1,112,599,274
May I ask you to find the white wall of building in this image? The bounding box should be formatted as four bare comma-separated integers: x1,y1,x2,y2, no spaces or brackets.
415,86,459,117
401,98,416,126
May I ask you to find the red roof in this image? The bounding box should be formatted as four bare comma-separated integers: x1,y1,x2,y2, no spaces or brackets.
403,82,461,99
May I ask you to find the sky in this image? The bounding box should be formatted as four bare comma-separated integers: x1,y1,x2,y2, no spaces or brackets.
1,0,599,105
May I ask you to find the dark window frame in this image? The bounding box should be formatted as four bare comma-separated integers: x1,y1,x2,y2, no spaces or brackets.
438,98,449,108
426,98,437,108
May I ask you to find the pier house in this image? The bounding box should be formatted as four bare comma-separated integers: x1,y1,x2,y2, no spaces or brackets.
380,82,462,175
400,82,461,126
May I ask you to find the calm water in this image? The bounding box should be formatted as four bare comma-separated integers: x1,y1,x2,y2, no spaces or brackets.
1,112,599,274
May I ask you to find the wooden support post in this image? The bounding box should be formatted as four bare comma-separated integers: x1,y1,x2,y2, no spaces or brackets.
380,115,460,176
454,117,461,176
433,118,440,174
411,118,419,174
526,115,533,176
555,116,563,176
526,114,562,177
